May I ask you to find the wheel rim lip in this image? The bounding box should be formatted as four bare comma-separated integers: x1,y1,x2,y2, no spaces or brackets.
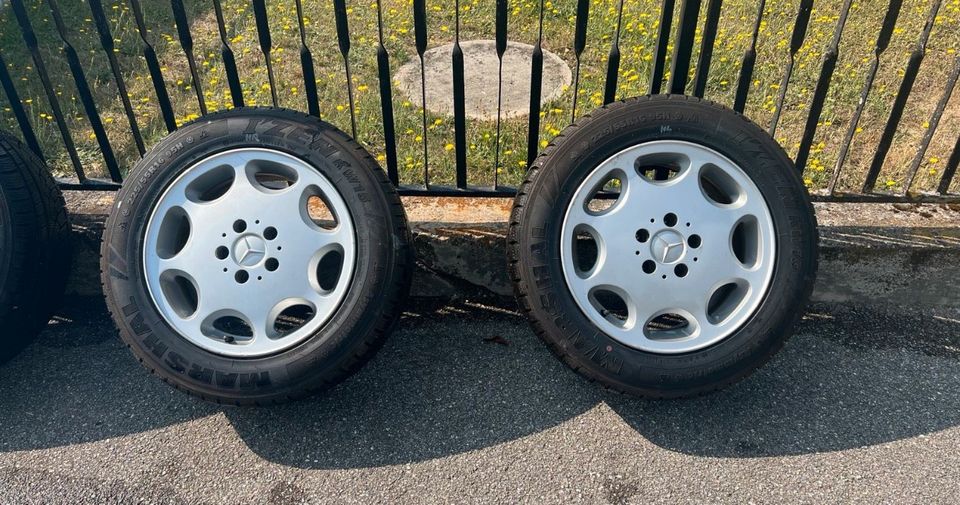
142,147,358,358
559,140,777,355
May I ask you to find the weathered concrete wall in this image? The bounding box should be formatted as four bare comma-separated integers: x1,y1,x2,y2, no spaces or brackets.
65,192,960,309
816,227,960,308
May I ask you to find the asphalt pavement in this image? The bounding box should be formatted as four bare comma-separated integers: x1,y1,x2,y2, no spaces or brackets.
1,295,959,504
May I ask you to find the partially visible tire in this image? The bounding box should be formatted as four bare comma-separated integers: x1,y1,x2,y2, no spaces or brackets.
508,95,818,398
0,132,71,365
100,108,412,405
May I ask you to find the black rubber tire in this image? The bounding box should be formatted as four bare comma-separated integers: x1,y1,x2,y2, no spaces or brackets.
0,132,71,365
508,95,818,398
100,108,413,405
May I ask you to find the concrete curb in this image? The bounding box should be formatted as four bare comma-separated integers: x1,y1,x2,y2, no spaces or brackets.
65,193,960,309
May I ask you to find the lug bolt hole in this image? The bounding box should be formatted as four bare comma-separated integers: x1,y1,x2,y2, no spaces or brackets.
675,264,688,278
233,220,247,233
636,229,650,243
642,260,656,274
215,246,229,260
265,258,279,272
264,226,278,240
664,213,678,227
235,270,249,284
688,234,702,248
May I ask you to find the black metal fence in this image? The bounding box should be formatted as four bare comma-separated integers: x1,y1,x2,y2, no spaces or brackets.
0,0,958,201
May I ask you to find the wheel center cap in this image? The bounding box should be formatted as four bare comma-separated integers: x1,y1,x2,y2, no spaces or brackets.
233,234,266,267
650,230,686,264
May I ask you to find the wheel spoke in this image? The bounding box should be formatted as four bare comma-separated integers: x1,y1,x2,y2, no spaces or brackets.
156,250,199,277
567,253,620,294
190,278,276,341
228,159,267,200
630,297,672,333
662,159,703,199
565,205,612,242
293,283,342,327
178,198,223,227
278,245,326,292
173,279,248,339
237,300,273,343
673,295,708,332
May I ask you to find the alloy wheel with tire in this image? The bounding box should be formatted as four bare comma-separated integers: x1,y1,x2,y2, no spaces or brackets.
101,108,412,404
508,95,818,398
0,132,71,365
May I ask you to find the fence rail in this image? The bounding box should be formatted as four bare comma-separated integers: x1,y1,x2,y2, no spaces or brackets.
0,0,958,201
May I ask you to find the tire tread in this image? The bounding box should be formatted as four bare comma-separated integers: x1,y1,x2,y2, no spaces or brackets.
0,133,71,364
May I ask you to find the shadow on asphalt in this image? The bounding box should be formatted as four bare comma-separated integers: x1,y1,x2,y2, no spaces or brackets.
0,297,219,452
610,303,960,457
225,298,600,468
0,297,958,467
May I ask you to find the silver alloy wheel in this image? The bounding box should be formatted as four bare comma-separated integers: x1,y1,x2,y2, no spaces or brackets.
560,140,776,354
143,148,357,358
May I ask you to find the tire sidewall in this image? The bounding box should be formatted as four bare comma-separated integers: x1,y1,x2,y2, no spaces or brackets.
514,97,818,396
0,133,71,363
0,181,13,308
102,109,401,400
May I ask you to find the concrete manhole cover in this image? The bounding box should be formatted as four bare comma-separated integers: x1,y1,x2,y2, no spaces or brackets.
395,40,572,121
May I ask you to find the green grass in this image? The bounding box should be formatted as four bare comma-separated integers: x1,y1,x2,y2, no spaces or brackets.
0,0,958,193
